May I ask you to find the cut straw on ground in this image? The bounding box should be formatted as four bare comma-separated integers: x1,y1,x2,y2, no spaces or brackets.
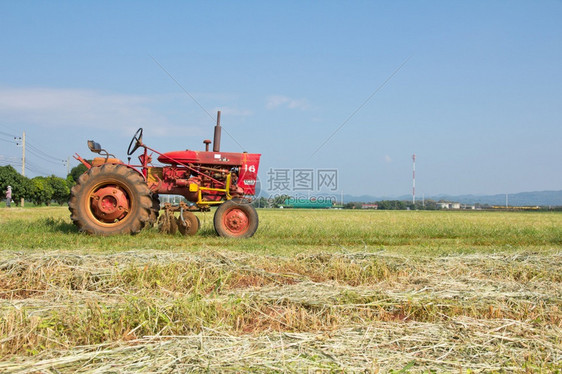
1,250,560,372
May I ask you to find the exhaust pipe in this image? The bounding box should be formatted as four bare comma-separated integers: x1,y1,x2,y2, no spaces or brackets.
213,110,221,152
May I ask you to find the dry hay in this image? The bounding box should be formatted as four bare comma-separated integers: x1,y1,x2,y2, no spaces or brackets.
0,250,561,372
1,320,560,373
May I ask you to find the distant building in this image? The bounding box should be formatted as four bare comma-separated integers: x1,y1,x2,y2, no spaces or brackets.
361,203,378,209
283,198,333,209
437,202,461,209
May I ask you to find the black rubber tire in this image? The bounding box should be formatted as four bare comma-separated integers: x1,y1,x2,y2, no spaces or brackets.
178,211,199,236
68,164,152,236
213,200,259,238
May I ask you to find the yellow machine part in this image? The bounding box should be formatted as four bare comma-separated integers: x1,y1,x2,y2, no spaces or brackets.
146,167,163,185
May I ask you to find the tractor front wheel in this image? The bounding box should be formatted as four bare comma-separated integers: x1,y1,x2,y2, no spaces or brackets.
213,200,258,238
68,164,152,235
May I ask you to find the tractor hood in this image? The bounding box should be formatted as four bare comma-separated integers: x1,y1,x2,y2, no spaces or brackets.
158,150,260,167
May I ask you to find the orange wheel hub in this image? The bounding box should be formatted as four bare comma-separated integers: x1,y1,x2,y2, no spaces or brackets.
90,185,129,222
222,208,249,235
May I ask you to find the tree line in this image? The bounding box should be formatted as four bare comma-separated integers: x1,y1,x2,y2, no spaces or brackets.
0,164,87,206
343,200,438,210
4,165,561,211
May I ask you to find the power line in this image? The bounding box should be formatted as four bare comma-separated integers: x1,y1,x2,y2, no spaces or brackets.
0,162,23,168
0,137,17,144
0,155,20,161
0,130,17,138
310,55,412,158
26,140,64,162
150,55,246,151
1,131,67,179
0,124,18,136
26,166,49,176
1,131,66,163
26,160,53,176
26,147,66,165
0,159,60,176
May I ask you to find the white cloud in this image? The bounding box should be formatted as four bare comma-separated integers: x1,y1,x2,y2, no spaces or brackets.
0,87,203,136
266,95,309,110
384,155,392,163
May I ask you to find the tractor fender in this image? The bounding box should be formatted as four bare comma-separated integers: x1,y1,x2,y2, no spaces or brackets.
74,154,147,181
91,157,124,167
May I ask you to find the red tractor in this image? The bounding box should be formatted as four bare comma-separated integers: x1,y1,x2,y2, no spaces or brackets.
69,111,261,238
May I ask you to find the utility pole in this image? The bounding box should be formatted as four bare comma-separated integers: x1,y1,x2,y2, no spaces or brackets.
412,154,416,204
20,131,25,207
67,156,71,175
20,131,26,177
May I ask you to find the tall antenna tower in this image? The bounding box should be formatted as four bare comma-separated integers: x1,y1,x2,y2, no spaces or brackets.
412,153,416,204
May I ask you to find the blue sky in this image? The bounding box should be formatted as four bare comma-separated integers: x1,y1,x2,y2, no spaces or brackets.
0,1,560,197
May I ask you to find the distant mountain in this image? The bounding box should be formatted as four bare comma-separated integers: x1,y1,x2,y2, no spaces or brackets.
340,190,562,206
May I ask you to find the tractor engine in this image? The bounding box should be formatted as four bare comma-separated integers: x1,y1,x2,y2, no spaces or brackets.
148,150,260,205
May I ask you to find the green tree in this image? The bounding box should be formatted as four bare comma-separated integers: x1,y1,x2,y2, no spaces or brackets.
66,175,74,191
377,200,409,210
343,202,363,209
251,196,269,208
272,194,291,208
68,163,88,184
416,199,437,210
0,165,32,206
47,175,70,205
30,176,54,206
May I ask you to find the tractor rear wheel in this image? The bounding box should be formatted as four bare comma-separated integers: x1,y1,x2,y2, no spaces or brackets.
213,200,258,238
68,164,152,235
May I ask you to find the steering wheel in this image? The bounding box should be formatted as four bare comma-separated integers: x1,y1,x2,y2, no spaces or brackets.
127,128,143,155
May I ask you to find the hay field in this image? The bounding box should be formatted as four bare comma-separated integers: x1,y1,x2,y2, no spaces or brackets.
0,207,561,372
